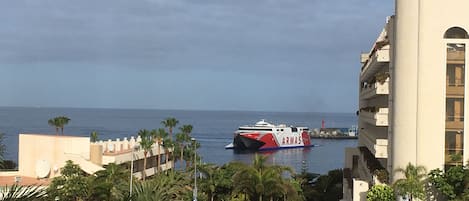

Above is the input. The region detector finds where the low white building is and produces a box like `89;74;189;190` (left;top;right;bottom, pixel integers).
0;133;173;186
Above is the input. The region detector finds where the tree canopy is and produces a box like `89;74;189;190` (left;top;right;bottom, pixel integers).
47;116;71;135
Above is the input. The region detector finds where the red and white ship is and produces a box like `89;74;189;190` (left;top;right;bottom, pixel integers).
226;120;312;150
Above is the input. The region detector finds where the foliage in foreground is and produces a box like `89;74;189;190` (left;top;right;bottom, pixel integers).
365;163;469;201
393;162;427;201
366;184;395;201
130;171;190;201
0;185;46;201
297;169;343;201
428;165;469;201
48;160;90;201
232;154;304;201
43;158;342;201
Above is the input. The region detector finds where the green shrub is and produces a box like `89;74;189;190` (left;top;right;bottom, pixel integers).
367;185;395;201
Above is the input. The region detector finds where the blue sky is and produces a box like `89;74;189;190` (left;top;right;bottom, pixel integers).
0;0;394;112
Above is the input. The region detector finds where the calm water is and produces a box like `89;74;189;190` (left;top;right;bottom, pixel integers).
0;107;357;174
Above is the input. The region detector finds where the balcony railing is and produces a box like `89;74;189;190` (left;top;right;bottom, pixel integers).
447;79;465;87
447;79;465;96
361;79;389;100
359;128;388;159
358;146;388;184
446;116;464;129
360;45;390;82
360;108;389;126
447;51;465;63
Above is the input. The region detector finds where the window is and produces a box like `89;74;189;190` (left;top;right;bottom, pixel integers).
447;64;465;86
444;27;469;39
445;43;465;167
446;98;464;121
445;131;464;166
238;128;273;131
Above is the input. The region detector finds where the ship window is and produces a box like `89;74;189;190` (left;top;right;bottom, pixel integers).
281;129;284;132
292;127;298;132
444;27;469;39
238;128;273;131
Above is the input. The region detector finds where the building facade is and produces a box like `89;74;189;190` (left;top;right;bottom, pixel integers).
343;0;469;200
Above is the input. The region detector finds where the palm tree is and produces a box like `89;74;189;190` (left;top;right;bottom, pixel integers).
197;163;219;201
0;185;47;201
93;163;129;200
47;116;71;135
161;117;179;141
186;139;201;169
48;118;60;135
197;162;242;201
175;132;190;170
58;116;71;135
90;131;99;143
177;124;193;170
137;129;154;181
162;138;175;170
179;124;193;136
233;154;293;201
130;171;189;201
152;128;168;172
393;163;427;201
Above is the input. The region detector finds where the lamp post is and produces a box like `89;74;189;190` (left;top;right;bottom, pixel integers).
191;138;197;201
130;144;140;199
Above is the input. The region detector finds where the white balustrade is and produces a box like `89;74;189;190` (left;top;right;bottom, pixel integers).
107;139;114;152
115;138;121;152
123;137;129;150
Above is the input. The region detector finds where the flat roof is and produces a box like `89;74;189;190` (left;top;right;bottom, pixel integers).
20;133;89;138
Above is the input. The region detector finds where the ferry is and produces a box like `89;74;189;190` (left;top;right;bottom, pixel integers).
225;120;313;150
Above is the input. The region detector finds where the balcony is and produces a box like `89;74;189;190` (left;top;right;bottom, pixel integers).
360;108;389;126
446;120;464;130
360;45;390;82
360;79;389;100
445;149;463;166
447;50;465;64
359;127;388;158
446;80;464;97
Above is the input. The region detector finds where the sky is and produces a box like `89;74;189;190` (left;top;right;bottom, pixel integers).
0;0;394;113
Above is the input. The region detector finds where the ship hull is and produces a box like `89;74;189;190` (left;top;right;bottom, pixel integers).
233;134;265;150
230;131;312;151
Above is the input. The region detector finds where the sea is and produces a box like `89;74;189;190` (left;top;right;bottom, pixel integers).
0;107;357;174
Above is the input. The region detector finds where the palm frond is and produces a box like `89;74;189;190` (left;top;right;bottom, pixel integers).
0;185;46;201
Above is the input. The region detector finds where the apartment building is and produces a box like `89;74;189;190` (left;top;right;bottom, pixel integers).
343;1;469;200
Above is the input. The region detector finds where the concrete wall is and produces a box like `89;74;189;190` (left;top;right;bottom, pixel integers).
18;134;91;178
392;0;419;179
353;179;369;201
16;134;173;180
